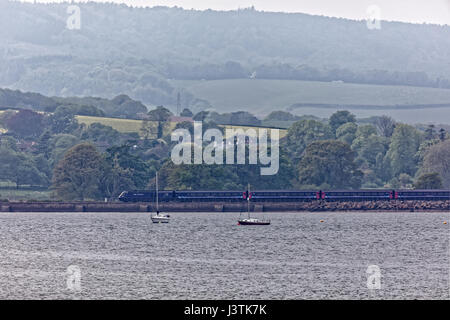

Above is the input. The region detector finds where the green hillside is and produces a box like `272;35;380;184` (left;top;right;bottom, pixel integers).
2;1;450;112
172;79;450;123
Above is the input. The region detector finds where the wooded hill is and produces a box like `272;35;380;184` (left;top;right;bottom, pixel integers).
1;0;450;114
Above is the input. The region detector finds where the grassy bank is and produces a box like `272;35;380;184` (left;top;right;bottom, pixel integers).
0;189;51;201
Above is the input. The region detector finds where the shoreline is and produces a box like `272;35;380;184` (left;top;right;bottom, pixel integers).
0;200;449;213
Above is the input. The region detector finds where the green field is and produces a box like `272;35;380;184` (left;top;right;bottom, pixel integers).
0;189;51;201
172;79;450;124
76;116;288;138
76;115;147;134
1;114;148;137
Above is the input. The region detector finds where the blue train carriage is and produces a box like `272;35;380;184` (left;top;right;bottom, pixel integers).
118;190;175;202
250;190;317;202
395;189;450;201
175;190;243;202
322;190;393;201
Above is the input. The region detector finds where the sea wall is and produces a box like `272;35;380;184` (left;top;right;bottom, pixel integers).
0;200;448;212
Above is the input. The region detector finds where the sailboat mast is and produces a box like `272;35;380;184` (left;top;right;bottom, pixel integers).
156;172;159;212
247;183;250;218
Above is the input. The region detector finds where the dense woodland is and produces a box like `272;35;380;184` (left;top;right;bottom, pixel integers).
0;95;449;200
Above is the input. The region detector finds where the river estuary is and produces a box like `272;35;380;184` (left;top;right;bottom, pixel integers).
0;211;448;299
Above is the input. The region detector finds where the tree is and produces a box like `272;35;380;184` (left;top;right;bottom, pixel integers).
416;139;440;167
5;109;44;138
424;124;436;140
297;140;363;189
285;119;333;161
231;150;296;190
439;128;447;141
104;145;151;190
419;140;450;188
157;144;295;191
414;173;443;189
147;106;173;138
180;108;193;117
148;105;172;122
205;111;261;126
0;146;17;184
385;124;422;177
352;131;388;169
375;115;396;137
329;111;356;136
0;146;48;188
52;143;106;200
374;151;392;183
81;123;121;146
13;153;49;188
193;111;210;122
49;134;79;167
354;124;377;139
0;135;18;151
101;154;136;199
45;107;80;135
158;161;238;190
140;119;155;140
35;130;52;160
336;122;357;145
110;94;148;119
54;104;105;117
398;173;413;189
33;154;51;184
264;111;299;122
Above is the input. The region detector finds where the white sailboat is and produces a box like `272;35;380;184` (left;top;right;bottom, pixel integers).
151;172;170;223
238;184;271;226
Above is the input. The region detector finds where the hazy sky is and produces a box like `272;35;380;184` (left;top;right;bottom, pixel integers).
23;0;450;25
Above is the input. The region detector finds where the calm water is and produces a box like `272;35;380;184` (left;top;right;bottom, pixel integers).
0;211;448;300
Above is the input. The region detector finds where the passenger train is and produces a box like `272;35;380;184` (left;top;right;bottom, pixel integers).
118;189;450;202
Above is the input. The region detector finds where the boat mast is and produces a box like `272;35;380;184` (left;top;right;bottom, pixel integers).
156;172;159;213
247;183;250;218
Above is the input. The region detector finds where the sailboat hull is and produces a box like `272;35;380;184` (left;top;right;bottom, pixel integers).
151;216;170;223
238;219;270;226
